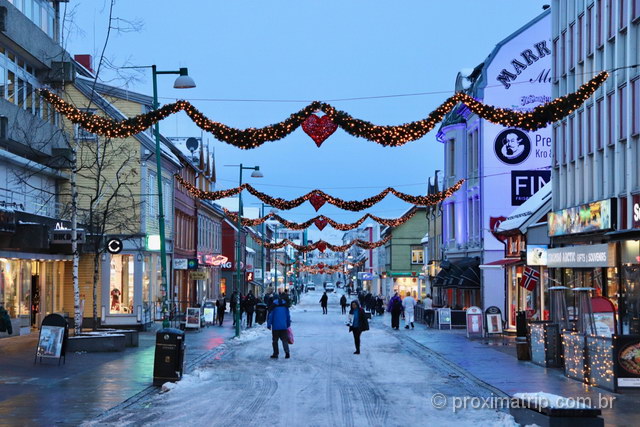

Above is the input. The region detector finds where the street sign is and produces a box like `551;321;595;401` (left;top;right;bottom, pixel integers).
187;258;199;270
254;268;263;279
106;238;123;254
173;259;188;270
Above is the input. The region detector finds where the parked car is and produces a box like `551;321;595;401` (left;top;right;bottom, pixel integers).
306;282;316;291
325;283;335;292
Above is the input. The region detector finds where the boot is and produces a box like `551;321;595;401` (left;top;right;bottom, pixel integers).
270;354;278;359
405;325;410;329
411;322;415;329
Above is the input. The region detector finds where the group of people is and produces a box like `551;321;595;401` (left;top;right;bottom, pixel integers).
215;289;286;328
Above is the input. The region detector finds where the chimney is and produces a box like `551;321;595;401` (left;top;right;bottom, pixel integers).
74;54;94;73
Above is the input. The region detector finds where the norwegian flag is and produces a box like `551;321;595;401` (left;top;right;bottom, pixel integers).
519;267;540;292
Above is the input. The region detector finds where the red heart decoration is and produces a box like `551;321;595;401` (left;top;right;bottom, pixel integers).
319;269;324;274
314;218;328;231
302;114;338;147
318;263;325;269
309;193;326;211
317;241;327;253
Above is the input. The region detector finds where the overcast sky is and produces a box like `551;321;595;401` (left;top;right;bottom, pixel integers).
63;0;550;243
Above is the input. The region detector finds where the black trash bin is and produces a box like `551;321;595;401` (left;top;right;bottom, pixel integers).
255;303;267;325
153;328;186;386
515;311;531;361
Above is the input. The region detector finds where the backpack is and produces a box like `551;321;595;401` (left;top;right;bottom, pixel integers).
392;298;403;311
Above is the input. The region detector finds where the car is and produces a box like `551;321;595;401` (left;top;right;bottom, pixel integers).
306;283;316;291
324;282;335;292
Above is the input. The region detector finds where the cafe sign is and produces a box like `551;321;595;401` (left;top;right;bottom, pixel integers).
633;195;640;229
548;199;613;237
547;243;616;268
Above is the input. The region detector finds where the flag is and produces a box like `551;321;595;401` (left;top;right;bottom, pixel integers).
520;267;539;292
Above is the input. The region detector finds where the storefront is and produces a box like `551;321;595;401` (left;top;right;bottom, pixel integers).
619;238;640;335
433;258;480;309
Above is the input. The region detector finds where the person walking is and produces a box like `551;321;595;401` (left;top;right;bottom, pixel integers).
216;293;226;326
402;291;417;329
268;294;291;359
375;295;384;316
424;294;434;327
348;300;369;354
244;291;257;328
320;292;329;314
340;294;348;314
230;291;238;326
387;292;403;330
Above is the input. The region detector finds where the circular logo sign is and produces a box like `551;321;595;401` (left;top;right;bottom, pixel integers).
494;129;531;165
106;238;123;254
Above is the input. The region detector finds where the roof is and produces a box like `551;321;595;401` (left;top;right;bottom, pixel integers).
72;78;181;167
479;258;522;269
498;180;552;234
76;75;154;106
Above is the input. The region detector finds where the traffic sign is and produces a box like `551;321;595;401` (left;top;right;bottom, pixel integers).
106;238;123;254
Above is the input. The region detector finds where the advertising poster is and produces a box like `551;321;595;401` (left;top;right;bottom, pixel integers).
186;307;201;329
614;335;640;388
203;308;215;324
466;306;483;338
438;308;452;330
36;325;65;358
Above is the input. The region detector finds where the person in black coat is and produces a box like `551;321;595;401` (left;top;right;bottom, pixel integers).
319;292;328;314
244;291;257;328
216;293;226;326
340;294;348;314
347;300;369;354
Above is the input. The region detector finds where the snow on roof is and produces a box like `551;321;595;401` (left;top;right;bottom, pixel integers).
498;180;552;233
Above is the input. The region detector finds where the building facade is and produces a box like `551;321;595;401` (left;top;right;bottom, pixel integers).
551;0;640;334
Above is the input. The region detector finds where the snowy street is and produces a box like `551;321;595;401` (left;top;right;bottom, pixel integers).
93;290;515;426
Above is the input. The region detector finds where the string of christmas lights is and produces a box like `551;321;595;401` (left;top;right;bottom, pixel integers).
39;71;607;147
250;234;391;253
176;174;463;211
223;208;419;231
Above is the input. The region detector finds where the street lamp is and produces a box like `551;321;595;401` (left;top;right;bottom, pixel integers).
225;164;263;337
255;204;277;295
125;65;196;328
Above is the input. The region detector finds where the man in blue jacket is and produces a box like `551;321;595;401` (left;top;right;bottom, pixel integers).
267;293;291;359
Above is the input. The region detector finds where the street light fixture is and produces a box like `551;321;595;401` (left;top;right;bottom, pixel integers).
225;164;262;338
124;65;196;328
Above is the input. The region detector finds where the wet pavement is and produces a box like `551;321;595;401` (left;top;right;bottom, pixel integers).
393;322;640;427
0;319;236;426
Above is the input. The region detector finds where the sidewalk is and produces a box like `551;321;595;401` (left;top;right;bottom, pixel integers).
0;318;238;426
395;322;639;427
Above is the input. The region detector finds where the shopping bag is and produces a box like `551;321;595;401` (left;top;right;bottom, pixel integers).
287;327;294;345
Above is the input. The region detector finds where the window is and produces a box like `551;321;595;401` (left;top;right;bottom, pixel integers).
606;91;614;146
7;70;15;104
619;0;627;29
587;103;594;154
578;14;584;62
148;171;156;222
569;23;575;69
596;97;604;149
634;0;640;20
632;78;640;135
607;0;614;39
577;110;584;157
618;85;627;140
411;248;424;264
597;0;604;46
109;254;134;314
561;31;567;75
569;115;575;162
447;203;456;243
447;139;455;178
553;37;559;80
587;6;594;55
553;124;560;166
562;120;567;164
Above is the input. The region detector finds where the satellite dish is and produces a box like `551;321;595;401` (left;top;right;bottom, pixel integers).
185;137;199;154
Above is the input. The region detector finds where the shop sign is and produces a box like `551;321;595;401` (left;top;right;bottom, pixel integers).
189;270;208;280
254;268;263;280
51;228;86;244
633;195;640;228
526;245;548;265
548;199;613;236
511;170;550;206
547;243;616;268
466;306;484;338
614;335;640;388
145;234;161;251
358;272;374;280
173;259;188;270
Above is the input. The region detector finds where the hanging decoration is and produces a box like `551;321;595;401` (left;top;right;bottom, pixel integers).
296;259;367;274
250;234;391;253
39;71;607;147
223;208;419;231
301;114;339;147
176;174;464;212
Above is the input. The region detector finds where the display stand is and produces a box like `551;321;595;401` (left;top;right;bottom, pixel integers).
466;306;483;338
437;308;451;330
484;306;505;345
34;313;68;365
185;307;201;331
202;301;216;326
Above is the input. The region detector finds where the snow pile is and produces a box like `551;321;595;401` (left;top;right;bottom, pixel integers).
513;392;592;409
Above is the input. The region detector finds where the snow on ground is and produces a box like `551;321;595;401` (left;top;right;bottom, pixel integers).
92;290;516;427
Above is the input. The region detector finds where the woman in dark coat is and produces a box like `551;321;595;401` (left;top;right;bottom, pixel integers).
348;300;369;354
320;292;328;314
387;292;403;330
340;294;348;314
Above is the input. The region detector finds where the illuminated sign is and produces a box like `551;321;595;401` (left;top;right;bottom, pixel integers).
547;244;616;268
526;245;548;266
547;199;613;237
633;195;640;228
145;234;161;251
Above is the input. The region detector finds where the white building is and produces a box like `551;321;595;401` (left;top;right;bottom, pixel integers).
550;0;640;335
437;9;552;312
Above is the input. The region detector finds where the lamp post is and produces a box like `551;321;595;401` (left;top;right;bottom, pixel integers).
125;65;196;328
225;164;263;337
257;204;277;296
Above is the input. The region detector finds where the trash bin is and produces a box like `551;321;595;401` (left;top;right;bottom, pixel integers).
515;311;531;361
255;303;267;325
153;328;186;386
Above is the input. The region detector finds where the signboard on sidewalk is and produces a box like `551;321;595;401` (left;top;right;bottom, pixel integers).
614;335;640;388
466;306;484;338
485;306;504;334
438;308;451;330
185;307;201;330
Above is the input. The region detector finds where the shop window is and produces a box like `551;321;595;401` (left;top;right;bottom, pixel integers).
411;248;424;265
109;254;134;314
606;267;619;302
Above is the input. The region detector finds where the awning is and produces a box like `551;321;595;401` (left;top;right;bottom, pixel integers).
433;257;480;289
245;247;256;254
457;265;481;289
432;270;448;286
479;258;522;269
